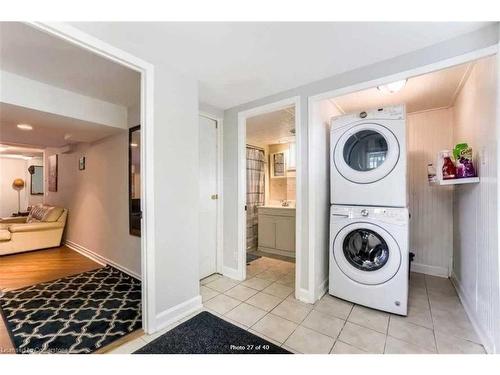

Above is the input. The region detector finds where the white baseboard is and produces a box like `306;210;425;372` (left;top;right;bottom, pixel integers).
223;266;244;281
411;262;448;277
155;295;203;332
450;272;494;354
315;278;328;302
65;240;141;280
296;287;315;304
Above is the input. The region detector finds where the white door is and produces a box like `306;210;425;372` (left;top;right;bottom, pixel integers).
199;116;218;279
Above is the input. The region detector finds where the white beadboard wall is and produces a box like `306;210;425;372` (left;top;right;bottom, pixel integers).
451;55;499;353
407;108;454;276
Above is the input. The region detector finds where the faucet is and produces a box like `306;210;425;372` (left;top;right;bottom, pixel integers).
281;200;290;207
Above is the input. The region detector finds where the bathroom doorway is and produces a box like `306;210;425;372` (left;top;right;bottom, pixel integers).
237;97;302;299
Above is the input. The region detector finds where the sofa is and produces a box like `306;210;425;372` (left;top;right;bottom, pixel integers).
0;204;68;256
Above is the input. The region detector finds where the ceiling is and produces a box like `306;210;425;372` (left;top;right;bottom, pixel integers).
247;106;295;146
0;144;44;159
332;62;471;114
0;22;140;107
0;103;124;148
70;22;492;109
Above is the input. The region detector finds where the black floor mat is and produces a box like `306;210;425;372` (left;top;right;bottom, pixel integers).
246;253;261;264
134;311;290;354
0;266;141;354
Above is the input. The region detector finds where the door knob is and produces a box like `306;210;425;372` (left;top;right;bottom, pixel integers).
211;194;218;200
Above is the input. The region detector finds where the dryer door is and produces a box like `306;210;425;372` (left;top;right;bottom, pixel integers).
333;222;401;285
333;122;400;184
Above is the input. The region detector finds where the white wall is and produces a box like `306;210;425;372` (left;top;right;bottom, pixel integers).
451;55;499;353
44;133;141;277
68;23;201;331
0;157;29;216
311;99;341;299
223;24;499;298
0;70;128;129
0;156;44;217
407;109;454;276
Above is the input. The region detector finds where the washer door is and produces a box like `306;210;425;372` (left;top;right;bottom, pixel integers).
334;122;400;184
333;222;401;285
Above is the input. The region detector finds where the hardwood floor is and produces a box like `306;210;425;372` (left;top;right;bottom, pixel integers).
0;246;102;292
0;246;103;354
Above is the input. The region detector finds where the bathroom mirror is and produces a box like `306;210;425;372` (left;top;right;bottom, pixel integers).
29;165;44;195
270;151;287;178
129;125;141;237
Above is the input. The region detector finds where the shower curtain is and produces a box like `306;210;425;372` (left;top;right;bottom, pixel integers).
246;147;265;251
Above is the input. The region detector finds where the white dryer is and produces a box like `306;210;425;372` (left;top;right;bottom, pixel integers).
330;105;407;207
329;205;409;315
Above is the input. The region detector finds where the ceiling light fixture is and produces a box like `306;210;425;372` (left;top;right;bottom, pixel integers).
17;123;33;131
130;142;138;147
377;79;407;94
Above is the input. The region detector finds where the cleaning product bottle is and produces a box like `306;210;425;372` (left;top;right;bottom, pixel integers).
427;163;436;183
441;150;456;180
453;143;476;178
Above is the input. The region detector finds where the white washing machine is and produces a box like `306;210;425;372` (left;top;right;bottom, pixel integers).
330;105;407;207
329;205;409;315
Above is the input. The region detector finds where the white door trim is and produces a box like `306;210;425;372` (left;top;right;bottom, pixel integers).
237;96;302;298
27;22;157;334
307;44;498;303
199;112;224;275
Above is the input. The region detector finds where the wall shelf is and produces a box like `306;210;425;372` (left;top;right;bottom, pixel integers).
430;177;480;186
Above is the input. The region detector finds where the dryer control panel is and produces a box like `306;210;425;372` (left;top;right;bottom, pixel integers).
330;104;405;130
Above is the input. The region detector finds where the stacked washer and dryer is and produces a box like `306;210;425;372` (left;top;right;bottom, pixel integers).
329;105;409;315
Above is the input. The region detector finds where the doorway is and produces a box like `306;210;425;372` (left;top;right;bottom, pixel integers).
0;22;155;340
199;114;221;279
237;97;302;298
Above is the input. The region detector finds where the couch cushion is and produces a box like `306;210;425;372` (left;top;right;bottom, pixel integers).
27;204;45;223
42;207;64;222
0;229;11;241
26;204;64;223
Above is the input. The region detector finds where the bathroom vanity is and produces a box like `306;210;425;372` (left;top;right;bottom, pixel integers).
257;206;296;258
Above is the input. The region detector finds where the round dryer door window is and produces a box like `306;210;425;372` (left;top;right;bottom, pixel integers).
333;222;401;285
334;123;400;184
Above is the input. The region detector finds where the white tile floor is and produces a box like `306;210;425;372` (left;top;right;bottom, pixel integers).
109;255;486;354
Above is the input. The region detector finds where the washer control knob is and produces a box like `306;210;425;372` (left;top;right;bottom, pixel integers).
361;209;369;217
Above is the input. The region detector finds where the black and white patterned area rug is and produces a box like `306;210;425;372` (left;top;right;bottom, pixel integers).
0;266;141;354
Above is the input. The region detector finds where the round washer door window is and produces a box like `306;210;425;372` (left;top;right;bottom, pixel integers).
333;222;401;285
334;123;399;184
343;228;389;271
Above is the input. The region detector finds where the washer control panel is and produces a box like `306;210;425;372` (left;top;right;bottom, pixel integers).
331;205;409;224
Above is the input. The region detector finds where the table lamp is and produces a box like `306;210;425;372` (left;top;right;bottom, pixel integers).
12;178;25;214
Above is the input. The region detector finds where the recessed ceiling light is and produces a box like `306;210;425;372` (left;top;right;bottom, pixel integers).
17;123;33;130
377;79;407;94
